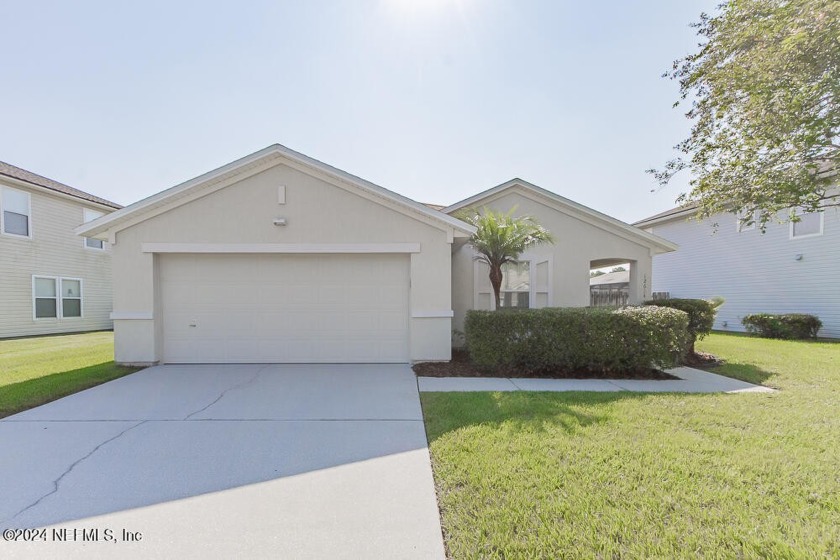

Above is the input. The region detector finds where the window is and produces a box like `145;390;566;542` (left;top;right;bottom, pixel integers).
2;187;31;237
790;211;823;239
83;208;105;249
33;276;82;319
34;277;58;318
61;279;82;317
500;261;530;308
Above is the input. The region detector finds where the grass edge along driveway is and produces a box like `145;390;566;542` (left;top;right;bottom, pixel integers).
421;333;840;559
0;331;140;418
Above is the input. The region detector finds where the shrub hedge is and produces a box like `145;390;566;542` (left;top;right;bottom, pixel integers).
464;306;689;375
643;298;717;353
742;313;822;339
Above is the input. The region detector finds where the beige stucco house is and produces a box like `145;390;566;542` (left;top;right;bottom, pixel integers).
0;162;121;338
78;145;676;365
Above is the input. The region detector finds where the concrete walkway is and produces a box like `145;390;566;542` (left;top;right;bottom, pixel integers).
0;364;445;560
418;366;774;393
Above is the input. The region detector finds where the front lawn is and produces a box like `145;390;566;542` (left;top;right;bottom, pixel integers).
0;331;140;418
421;333;840;558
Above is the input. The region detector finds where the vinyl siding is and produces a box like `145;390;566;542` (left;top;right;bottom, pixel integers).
0;181;114;338
650;207;840;338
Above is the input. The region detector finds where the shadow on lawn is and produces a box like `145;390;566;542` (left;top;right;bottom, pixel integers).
706;362;778;386
0;362;140;418
421;390;654;443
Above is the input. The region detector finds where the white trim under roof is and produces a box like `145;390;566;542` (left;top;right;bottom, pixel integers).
76;144;475;240
445;178;677;254
140;243;422;254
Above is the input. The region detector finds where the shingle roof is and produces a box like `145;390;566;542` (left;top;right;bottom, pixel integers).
0;161;121;209
633;202;698;227
589;269;630;286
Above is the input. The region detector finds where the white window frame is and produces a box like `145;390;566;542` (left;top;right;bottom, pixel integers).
1;186;33;239
82;208;105;250
474;253;552;311
32;275;84;320
60;277;84;319
789;210;824;240
32;276;58;320
499;260;532;309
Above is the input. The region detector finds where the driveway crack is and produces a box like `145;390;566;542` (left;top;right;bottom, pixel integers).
184;366;267;420
4;420;146;525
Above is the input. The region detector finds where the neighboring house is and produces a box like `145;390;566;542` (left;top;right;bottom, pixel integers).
77;144;676;365
635;202;840;338
589;269;630;307
0;162;121;338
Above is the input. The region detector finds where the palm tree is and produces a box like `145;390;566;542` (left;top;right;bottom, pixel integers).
456;207;555;309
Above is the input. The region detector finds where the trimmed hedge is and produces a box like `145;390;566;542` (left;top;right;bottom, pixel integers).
465;306;689;375
742;313;822;339
644;298;717;352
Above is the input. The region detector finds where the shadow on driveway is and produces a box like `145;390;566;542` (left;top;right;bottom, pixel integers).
0;364;445;559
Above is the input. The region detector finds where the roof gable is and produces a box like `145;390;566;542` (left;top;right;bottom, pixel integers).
444;179;677;254
77;144;474;240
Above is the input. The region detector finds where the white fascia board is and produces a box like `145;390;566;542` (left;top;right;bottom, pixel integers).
446;179;677;253
443;179;523;214
77;144;475;239
76;147;282;239
274;145;475;236
78;156;281;241
140;243;422;254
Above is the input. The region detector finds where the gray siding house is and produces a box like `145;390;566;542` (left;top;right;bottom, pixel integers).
635;204;840;338
0;162;121;338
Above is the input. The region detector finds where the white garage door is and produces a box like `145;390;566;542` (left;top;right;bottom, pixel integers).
160;253;410;363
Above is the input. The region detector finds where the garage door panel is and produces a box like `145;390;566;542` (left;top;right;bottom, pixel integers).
193;284;255;305
379;311;409;331
161;254;410;363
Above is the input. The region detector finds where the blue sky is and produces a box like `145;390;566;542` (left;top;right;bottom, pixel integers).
1;0;715;223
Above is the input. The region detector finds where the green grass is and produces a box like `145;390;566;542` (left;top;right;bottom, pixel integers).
0;331;140;418
422;333;840;559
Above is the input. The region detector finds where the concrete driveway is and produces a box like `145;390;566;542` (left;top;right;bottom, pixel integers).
0;364;445;559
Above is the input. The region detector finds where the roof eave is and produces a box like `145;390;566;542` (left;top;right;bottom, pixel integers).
0;174;121;212
445;178;677;253
77;144;475;239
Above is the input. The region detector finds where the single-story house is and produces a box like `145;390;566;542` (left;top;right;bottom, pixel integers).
78;144;677;365
0;161;121;338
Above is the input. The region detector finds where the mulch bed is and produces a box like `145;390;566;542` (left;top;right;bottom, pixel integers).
412;349;680;380
682;351;725;368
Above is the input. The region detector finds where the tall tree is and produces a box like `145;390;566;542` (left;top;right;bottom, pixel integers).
650;0;839;228
456;208;554;310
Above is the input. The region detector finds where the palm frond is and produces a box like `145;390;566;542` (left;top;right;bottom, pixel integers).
455;206;555;268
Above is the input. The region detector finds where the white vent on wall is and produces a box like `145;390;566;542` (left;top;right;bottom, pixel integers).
278;185;286;204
